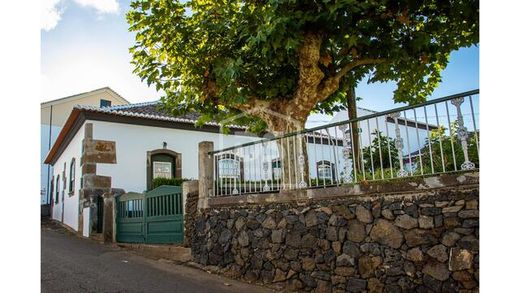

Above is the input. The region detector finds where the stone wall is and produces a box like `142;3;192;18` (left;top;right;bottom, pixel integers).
183;181;199;247
192;174;479;292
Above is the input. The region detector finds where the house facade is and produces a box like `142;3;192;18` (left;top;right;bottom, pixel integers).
41;87;129;204
44;101;263;233
43;94;437;236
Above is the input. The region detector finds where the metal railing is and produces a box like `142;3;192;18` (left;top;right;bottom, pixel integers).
209;90;479;197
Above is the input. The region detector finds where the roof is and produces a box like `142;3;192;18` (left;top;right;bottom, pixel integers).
73;101;245;129
40;87;130;107
329;108;438;130
43;101;249;165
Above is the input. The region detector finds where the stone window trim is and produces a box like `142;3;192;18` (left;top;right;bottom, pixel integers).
146;149;182;190
69;158;76;196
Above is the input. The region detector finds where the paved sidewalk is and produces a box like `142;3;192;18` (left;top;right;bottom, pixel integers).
41;221;271;293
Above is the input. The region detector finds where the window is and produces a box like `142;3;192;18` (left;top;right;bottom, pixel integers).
272;158;282;180
63;162;67;192
217;154;242;179
147;149;182;190
55;175;60;204
100;99;112;107
69;158;76;194
50;176;54;205
317;160;335;181
219;159;240;178
153;161;172;179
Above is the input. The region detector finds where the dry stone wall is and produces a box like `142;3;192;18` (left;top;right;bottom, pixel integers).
183;183;199;247
192;186;478;292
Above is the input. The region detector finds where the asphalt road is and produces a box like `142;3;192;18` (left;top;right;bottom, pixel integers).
41;222;271;293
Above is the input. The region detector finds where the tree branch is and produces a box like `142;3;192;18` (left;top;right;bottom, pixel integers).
316;57;387;102
335;58;386;80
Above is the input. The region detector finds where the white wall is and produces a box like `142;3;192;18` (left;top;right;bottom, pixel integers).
330;108;431;158
50;124;84;231
90;120;262;193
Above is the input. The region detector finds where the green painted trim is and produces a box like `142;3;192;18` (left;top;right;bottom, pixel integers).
146;185;181;198
117;192;144;201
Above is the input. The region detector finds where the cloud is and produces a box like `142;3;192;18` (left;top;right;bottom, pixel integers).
41;0;64;31
73;0;119;14
41;0;119;31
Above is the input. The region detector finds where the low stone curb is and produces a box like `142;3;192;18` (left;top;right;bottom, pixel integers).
116;243;193;263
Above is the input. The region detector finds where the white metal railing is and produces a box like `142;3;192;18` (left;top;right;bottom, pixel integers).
209;90;479;197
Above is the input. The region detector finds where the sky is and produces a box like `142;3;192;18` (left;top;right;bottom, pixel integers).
41;0;479;127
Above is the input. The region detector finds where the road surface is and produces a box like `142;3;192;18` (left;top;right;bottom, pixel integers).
41;221;271;293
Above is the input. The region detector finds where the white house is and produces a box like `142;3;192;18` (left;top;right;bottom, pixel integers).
43;101;266;232
43;95;436;234
41;87;129;205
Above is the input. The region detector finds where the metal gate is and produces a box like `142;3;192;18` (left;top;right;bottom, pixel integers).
115;185;183;244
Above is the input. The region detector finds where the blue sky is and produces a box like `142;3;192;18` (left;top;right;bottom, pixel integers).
41;0;479;126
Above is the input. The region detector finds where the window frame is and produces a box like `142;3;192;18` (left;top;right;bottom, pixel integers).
316;160;336;181
272;158;282;180
55;175;60;204
100;99;112;108
152;161;173;179
69;158;76;195
50;176;55;205
146;149;182;190
216;153;243;180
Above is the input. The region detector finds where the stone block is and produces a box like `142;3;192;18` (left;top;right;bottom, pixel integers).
418;216;434;229
449;248;473;271
394;214;418;229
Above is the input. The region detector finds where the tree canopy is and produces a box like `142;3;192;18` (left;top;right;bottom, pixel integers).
127;0;479;133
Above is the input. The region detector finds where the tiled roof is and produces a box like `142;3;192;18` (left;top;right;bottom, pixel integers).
74;101;247;129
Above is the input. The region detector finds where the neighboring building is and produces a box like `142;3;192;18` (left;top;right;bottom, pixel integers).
329;107;438;161
41;87;130;204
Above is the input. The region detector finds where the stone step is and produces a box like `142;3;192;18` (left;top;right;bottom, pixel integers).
117;243;192;263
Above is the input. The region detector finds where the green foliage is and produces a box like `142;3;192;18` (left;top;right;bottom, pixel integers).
151;177;188;189
354;168;398;182
362;131;399;172
419;124;479;173
128;0;479;131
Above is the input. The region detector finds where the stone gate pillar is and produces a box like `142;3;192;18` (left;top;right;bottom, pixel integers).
198;141;214;212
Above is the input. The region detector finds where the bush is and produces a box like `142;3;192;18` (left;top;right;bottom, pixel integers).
362;131;399;172
420;124;479;173
151;177;189;189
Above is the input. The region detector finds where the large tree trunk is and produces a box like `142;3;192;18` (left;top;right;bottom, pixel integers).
229;33;385;189
346;84;363;174
264;115;309;191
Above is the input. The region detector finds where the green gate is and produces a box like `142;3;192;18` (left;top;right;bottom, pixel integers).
116;185;183;244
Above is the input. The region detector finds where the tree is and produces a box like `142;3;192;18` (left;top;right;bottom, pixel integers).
420;124;479;174
362;131;399;176
127;0;478;186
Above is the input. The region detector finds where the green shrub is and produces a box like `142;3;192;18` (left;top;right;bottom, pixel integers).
151;177;189;189
362;131;399;172
419;124;479;173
